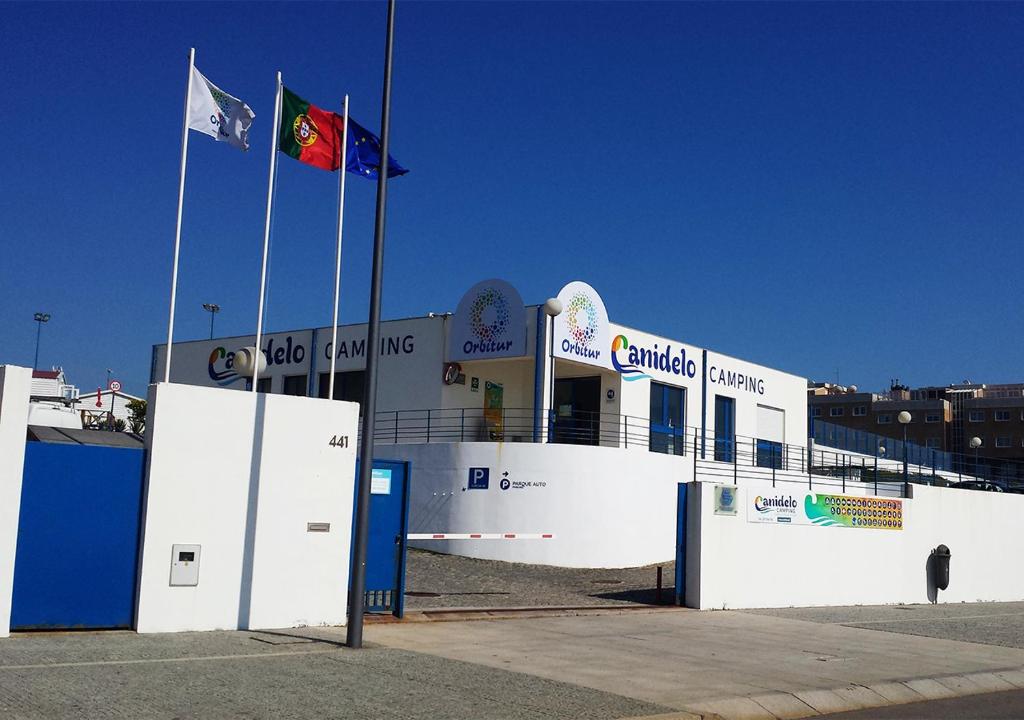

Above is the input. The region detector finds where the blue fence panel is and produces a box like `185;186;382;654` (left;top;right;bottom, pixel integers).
12;443;145;630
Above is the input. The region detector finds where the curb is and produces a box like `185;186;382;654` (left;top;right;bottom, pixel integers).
620;666;1024;720
366;604;689;623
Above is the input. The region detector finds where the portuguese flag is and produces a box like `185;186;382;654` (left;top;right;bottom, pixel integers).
279;87;343;171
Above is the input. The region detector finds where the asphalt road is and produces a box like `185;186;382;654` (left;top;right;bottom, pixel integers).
820;688;1024;719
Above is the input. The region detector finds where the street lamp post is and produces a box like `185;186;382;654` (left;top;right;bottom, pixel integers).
898;411;912;492
970;436;982;479
32;312;51;369
543;297;563;442
202;303;221;340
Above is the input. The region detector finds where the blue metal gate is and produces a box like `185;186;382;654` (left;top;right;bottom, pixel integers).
11;443;146;630
352;459;410;617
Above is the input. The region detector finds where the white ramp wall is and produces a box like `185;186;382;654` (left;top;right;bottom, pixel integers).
690;481;1024;609
389;442;690;568
0;366;32;638
136;383;357;633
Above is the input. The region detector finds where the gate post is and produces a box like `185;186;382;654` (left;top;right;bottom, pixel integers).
675;483;687;607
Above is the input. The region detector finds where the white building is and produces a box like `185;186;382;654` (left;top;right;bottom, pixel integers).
153;279;808;567
27;369;81;429
76;388;143;427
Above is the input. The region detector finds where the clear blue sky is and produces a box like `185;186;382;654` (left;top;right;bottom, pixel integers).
1;2;1021;396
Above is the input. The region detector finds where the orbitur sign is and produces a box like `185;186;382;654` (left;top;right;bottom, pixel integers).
447;279;527;362
552;280;610;369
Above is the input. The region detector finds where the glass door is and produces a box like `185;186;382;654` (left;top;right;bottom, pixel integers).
714;395;735;462
650;382;685;456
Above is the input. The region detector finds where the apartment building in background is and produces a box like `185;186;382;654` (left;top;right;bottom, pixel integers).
809;380;1024;481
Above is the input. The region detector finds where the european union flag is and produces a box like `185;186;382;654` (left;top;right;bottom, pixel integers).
346;117;408;179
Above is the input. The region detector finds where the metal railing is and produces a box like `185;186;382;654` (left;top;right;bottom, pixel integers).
811;418;1024;489
811;418;954;471
365;407;941;496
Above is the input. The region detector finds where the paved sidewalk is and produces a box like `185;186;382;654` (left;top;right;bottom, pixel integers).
0;626;666;720
6;604;1024;719
368;606;1024;718
746;601;1024;649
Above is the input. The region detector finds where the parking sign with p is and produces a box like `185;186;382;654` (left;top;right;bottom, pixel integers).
468;467;489;490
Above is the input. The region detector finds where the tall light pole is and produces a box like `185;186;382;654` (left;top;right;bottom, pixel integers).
970;436;982;479
898;411;912;489
32;312;51;369
202;303;220;340
543;297;563;442
348;0;397;651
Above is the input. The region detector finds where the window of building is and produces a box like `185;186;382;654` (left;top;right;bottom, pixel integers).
756;405;785;470
318;370;366;404
877;414;891;424
282;374;308;397
649;382;685;456
925;412;942;423
812;407;822;417
830;407;844;417
756;439;783;469
995;410;1011;422
926;438;941;449
255;377;272;393
714;395;735;463
997;436;1012;448
969;410;985;423
852;406;866;417
928;390;938;399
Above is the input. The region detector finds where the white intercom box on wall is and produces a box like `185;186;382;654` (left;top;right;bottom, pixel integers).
170;544;201;587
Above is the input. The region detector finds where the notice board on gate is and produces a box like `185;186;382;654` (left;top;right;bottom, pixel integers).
746;491;904;530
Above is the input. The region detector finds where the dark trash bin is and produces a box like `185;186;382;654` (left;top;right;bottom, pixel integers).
931;544;951;591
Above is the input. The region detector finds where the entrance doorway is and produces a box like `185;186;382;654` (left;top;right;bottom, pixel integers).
552;376;601;445
12;442;145;630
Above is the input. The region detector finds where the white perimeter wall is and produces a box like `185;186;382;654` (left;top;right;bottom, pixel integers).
135;383;357;633
0;366;32;637
388;441;691;568
690;480;1024;609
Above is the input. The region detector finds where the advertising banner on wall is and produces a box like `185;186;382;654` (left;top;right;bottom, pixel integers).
747;491;904;530
447;279;527;362
553;280;611;369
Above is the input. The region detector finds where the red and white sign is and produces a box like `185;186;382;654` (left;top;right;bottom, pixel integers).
406;533;554;540
109;379;122;392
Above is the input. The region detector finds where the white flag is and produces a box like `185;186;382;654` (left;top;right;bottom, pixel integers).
187;67;255;151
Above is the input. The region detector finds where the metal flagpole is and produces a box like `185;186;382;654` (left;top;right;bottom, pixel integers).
164;47;196;383
348;0;396;649
328;95;350;401
253;72;283;392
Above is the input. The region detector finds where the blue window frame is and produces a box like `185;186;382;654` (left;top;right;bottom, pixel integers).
650;382;685;456
756;439;783;469
714;395;735;462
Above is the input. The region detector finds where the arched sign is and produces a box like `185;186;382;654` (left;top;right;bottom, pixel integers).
447;279;527;361
552;280;611;369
